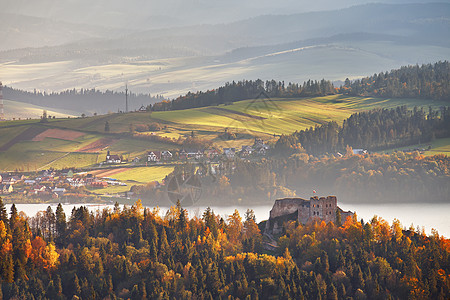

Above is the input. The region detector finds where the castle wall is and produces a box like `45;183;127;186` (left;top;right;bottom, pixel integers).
269;198;308;219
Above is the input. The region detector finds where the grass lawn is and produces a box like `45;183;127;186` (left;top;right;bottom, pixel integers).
427;138;450;156
376;137;450;156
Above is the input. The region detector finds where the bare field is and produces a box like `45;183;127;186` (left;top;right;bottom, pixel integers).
32;128;85;141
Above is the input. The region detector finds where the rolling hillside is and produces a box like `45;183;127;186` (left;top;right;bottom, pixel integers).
1;99;77;119
0;94;448;172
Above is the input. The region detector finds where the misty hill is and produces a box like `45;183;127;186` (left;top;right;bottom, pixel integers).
0;13;129;51
3;86;162;115
1;3;449;100
2;0;443;30
3;3;449;55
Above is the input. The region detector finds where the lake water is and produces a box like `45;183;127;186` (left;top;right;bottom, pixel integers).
5;202;450;238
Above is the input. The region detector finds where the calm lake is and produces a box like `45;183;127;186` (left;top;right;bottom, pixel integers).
5;202;450;238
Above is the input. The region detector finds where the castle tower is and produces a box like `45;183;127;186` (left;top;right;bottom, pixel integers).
0;81;4;120
309;195;337;222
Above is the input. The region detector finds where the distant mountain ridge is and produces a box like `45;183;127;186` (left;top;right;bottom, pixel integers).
2;3;449;53
1;3;449;100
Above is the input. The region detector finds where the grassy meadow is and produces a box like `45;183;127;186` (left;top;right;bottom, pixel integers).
88;165;174;195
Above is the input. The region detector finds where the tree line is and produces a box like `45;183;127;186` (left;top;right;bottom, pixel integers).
340;61;450;101
151;79;336;111
151;61;449;112
3;86;163;114
0;198;448;299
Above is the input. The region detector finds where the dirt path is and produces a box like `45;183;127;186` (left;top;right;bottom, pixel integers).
37;152;71;170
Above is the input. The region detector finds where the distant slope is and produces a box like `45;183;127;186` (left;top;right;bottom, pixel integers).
2;99;78;119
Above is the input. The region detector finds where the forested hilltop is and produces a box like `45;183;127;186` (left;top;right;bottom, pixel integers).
341;61;450;101
0;199;449;299
151;61;449;111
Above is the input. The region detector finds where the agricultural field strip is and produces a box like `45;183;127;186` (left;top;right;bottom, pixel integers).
89;166;174;186
36;152;71;170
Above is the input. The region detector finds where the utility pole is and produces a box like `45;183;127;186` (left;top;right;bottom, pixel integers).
0;81;4;120
125;84;128;113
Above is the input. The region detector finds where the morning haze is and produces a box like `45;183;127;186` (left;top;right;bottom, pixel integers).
0;1;449;298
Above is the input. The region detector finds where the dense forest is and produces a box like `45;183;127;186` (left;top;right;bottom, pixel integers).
275;106;450;156
340;61;450;101
0;199;448;299
3;86;163;114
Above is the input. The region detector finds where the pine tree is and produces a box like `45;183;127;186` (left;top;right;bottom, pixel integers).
9;204;18;230
0;197;7;225
55;203;66;245
72;274;81;296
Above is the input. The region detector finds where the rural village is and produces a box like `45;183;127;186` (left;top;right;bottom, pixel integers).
0;137;271;201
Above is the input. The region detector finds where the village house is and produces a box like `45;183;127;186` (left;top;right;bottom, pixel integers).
239;145;254;157
52;187;66;197
85;174;95;184
24;179;37;185
352;148;368;155
32;185;48;195
223;148;236;159
0;184;13;194
138;105;147;112
179;150;188;160
205;148;221;160
106;151;122;164
67;177;86;187
148;151;162;162
90;181;108;188
161;151;173;161
188;150;204;160
253;138;270;155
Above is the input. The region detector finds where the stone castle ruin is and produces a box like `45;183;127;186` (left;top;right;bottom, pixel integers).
265;196;354;234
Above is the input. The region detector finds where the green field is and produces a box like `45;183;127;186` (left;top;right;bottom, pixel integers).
0;95;448;171
378;137;450;156
91;166;173;195
107;166;173;184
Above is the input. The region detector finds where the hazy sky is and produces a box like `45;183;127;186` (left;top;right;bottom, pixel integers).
2;0;440;27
